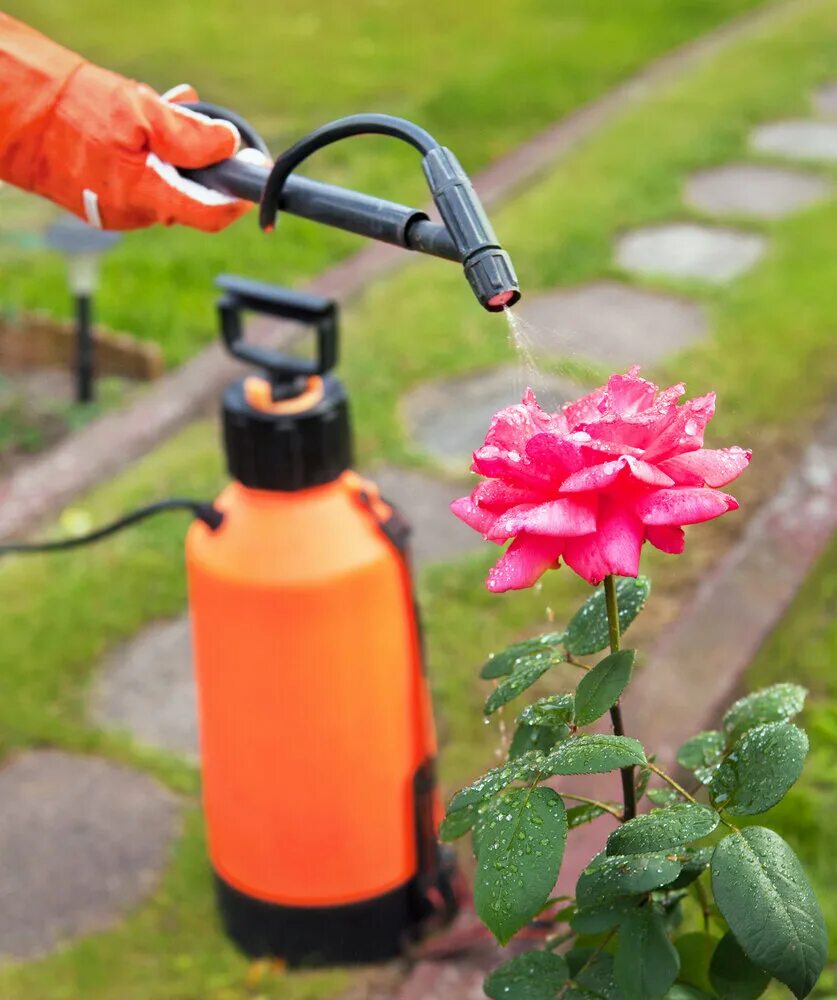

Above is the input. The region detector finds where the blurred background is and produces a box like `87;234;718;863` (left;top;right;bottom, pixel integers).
2;1;837;997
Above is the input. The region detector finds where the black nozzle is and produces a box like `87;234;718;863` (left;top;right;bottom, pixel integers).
422;147;520;312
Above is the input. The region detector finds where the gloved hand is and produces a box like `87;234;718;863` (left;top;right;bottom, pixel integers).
0;14;252;232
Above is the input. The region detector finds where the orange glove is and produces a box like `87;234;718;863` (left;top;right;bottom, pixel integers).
0;13;252;232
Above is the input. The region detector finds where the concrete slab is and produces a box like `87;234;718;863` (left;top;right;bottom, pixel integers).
685;163;829;219
750;119;837;162
812;82;837;119
0;750;180;959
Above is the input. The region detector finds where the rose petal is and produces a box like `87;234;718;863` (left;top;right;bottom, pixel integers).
563;386;608;429
623;456;675;487
636;487;739;526
642;392;716;463
562;504;644;585
487;496;597;540
646;525;685;554
525;432;585;481
605;370;658;415
658;447;751;488
484;388;568;453
487;534;565;593
472;445;548;488
450;495;498;536
560;459;625;493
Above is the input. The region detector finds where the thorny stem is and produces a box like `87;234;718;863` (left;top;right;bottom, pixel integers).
561;791;623;819
604;575;637;821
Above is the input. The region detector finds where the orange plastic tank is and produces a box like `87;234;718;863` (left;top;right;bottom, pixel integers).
185;276;455;964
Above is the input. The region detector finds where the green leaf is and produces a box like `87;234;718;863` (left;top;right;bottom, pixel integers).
542;734;646;777
485;652;564;715
723;683;807;742
571;896;639;933
647;788;682;807
474;787;567;944
669;846;713;889
484;950;569;1000
574;650;635;726
606;804;719;856
711;827;827;998
615;905;680;1000
565;576;651;656
448;750;544;812
709;722;808;815
481;632;566;679
567;951;622;1000
675;931;719;995
664;988;712;1000
567;801;617;828
577;852;682;907
519;693;575;728
509;721;566;759
439;804;478;842
677;731;726;784
709;931;771;1000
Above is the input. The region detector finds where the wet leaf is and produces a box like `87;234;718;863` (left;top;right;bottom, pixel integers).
664;987;712;1000
519;692;575;728
711;827;827;998
542;734;646;777
485;652;564;715
709;931;771;1000
669;846;713;889
615;905;680;1000
447;750;544;812
481;632;566;679
576;852;682;907
709;722;807;815
723;683;807;742
606;804;719;856
567;951;622;1000
571;896;640;934
474;787;567;945
574;650;635;726
438;804;478;842
647;787;682;807
567;801;618;828
564;576;651;656
484;950;569;1000
675;931;719;995
509;721;566;759
677;731;726;784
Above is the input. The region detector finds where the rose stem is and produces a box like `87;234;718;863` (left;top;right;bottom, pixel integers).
604;574;637;821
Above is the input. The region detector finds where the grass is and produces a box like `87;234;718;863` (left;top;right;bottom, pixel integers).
740;534;837;992
0;0;762;365
4;0;837;996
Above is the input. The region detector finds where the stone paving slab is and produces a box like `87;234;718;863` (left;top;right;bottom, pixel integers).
685;163;830;219
513;281;707;368
750;119;837;161
0;750;180;959
616;223;766;283
404;366;584;467
89;466;480;756
813;82;837;119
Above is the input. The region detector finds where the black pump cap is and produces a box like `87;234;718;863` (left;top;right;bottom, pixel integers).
216;275;351;491
223;375;352;491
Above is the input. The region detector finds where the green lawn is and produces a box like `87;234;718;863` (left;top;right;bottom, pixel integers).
6;0;837;996
1;0;761;365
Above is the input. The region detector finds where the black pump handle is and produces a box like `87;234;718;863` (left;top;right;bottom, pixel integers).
215;274;338;382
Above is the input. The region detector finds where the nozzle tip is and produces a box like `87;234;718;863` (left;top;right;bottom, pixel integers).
487;290;517;309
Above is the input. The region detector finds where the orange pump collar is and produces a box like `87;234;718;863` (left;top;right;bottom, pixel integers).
244;375;325;415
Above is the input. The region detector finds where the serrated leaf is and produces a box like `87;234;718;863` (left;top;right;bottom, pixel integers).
711;827;827;998
481;632;566;679
474;787;567;944
577;852;682;907
723;683;807;742
484;950;569;1000
567;801;617;828
606;804;719;856
438;804;478;842
677;731;726;784
485;652;564;715
519;692;575;728
542;734;646;777
448;750;544;812
710;722;808;815
509;721;566;759
571;896;640;934
647;788;682;807
709;931;771;1000
615;905;680;1000
669;846;713;889
565;577;650;656
574;650;635;726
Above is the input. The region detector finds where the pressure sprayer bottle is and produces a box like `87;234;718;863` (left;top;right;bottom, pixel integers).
185;275;457;965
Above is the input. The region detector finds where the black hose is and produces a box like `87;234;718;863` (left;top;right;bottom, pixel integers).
0;499;223;556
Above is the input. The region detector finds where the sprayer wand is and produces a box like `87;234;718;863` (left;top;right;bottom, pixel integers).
182;108;521;312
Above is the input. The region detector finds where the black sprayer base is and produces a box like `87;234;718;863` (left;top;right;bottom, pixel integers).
214;863;458;967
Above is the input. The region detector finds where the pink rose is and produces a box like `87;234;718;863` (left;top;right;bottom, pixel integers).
451;367;750;591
